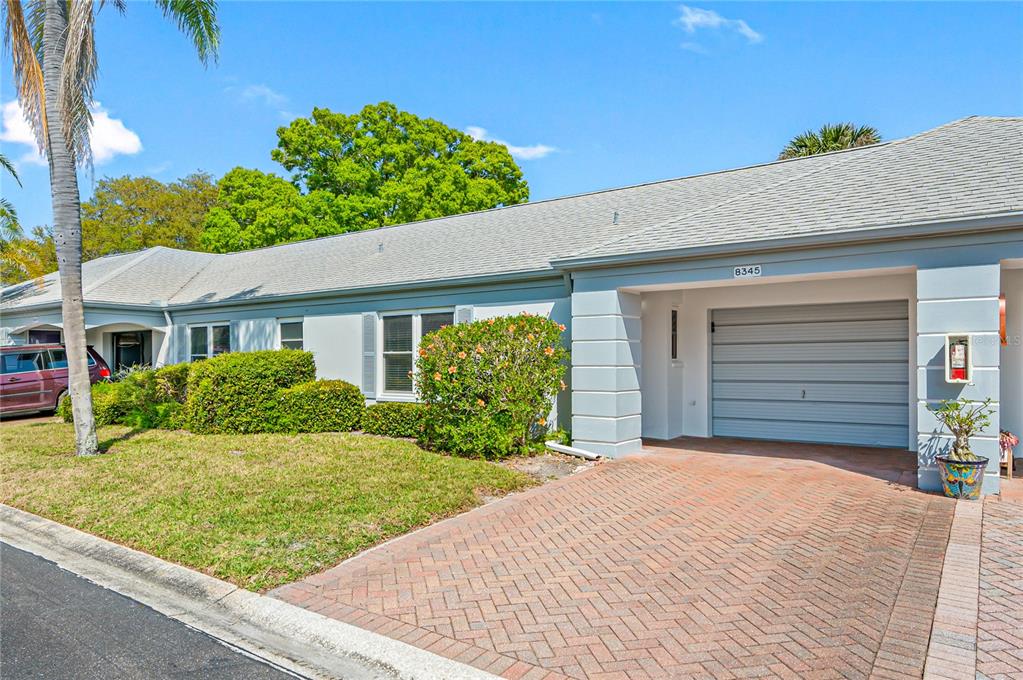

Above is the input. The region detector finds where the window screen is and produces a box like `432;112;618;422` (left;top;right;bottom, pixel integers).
280;321;303;350
383;315;413;392
671;309;678;361
190;326;208;362
421;312;454;339
211;325;231;355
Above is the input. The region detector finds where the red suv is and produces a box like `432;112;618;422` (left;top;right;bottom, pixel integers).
0;344;111;416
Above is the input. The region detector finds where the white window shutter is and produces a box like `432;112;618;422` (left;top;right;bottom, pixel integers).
361;313;377;397
455;305;473;325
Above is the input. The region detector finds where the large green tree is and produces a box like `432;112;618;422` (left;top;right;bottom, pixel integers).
200;167;341;252
778;123;881;159
271;102;529;230
81;172;217;259
3;0;219;456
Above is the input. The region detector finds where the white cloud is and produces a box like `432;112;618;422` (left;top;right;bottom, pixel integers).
230;83;293;120
674;5;763;49
465;126;558;161
0;99;141;166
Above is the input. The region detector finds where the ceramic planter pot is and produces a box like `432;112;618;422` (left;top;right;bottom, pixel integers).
936;456;988;500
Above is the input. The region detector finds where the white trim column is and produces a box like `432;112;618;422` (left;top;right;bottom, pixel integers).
571;290;643;457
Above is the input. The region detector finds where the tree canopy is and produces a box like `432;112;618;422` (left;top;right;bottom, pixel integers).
200;167;341;252
271;102;529;230
82;172;218;259
778;123;881;160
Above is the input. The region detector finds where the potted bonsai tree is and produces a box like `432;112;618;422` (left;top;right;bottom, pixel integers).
930;398;995;499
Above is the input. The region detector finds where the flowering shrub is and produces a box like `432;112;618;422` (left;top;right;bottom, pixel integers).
414;313;568;458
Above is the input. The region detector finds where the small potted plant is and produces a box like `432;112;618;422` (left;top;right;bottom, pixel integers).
1001;429;1019;480
930;398;995;499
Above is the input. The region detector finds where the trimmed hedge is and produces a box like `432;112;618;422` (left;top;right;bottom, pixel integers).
185;350;315;434
154;362;190;404
58;382;127;426
276;380;364;433
361;402;427;438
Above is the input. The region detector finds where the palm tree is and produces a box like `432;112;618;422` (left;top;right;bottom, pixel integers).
778;123;881;160
3;0;218;455
1;151;22;240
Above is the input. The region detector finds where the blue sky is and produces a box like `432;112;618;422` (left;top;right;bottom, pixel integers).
2;2;1021;231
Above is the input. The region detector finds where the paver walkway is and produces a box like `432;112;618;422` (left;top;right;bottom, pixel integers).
977;497;1023;679
274;439;955;679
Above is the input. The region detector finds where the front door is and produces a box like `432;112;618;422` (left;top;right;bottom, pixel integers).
113;332;144;371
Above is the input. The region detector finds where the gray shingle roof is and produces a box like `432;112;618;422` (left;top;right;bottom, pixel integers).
3;116;1020;312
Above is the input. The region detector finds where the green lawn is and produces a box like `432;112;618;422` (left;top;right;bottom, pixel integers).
0;420;532;591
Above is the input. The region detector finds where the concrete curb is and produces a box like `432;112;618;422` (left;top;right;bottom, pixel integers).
0;504;497;680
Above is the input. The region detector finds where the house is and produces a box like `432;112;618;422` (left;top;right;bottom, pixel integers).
3;117;1021;495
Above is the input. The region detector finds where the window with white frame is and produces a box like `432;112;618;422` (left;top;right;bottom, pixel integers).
189;324;230;361
381;310;454;394
279;319;304;350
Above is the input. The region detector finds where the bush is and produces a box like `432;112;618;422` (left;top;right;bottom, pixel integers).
414;313;568;458
154;363;191;404
361;402;428;438
58;382;129;426
185;350;315;434
276;380;364;433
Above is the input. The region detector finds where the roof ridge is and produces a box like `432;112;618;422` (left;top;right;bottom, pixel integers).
160;249;223;306
82;247;163;296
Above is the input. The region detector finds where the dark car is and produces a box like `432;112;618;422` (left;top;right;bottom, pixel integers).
0;344;111;416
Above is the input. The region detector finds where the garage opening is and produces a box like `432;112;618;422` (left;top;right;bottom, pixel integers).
710;300;909;448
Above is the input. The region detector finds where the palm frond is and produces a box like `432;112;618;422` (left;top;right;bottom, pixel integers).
3;0;47;153
154;0;220;65
60;0;98;166
0;195;22;241
0;151;22;186
778;122;882;159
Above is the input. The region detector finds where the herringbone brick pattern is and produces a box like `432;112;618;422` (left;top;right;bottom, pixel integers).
274;439;954;679
977;499;1023;679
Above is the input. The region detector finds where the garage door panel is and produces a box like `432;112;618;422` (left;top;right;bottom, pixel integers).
712;300;908;325
712;341;908;363
712;319;909;344
712;418;908;448
711;301;909;448
713;381;908;404
713;362;908;383
713;400;909;426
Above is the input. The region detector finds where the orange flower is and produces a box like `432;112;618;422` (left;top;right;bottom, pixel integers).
433;372;442;380
487;318;496;325
558;324;566;332
538;417;547;426
448;365;457;374
527;333;535;341
477;398;485;407
457;351;467;359
475;344;484;354
507;324;516;333
544;346;555;356
428;343;436;350
418;348;428;357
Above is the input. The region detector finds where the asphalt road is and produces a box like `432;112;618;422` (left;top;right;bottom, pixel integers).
0;542;298;679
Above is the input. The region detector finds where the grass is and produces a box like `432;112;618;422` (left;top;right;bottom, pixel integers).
0;420;532;591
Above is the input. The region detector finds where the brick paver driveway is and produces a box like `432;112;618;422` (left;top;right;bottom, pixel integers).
978;497;1023;679
274;439;956;679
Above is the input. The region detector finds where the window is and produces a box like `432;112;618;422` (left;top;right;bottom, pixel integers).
40;349;93;370
1;351;44;374
279;320;304;350
382;315;414;392
671;309;678;361
189;324;230;361
381;311;454;394
28;329;61;344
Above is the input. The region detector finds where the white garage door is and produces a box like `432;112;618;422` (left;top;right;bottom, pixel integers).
711;300;910;448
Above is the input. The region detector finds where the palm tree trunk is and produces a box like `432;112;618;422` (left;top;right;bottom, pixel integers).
43;0;98;456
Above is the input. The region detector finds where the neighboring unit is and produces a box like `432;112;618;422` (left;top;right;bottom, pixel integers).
3;117;1021;494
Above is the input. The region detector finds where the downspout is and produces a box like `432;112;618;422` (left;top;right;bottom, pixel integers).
157;309;173;367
